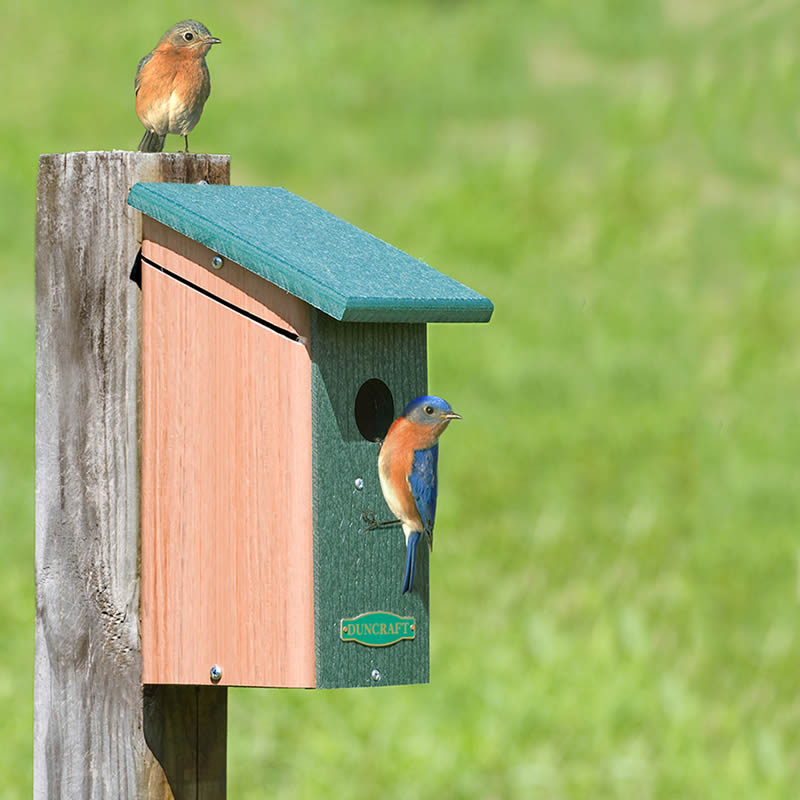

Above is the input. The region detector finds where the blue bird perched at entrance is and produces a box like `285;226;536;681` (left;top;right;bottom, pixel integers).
373;396;461;593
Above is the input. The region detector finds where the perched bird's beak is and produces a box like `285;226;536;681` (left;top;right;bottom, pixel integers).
442;412;462;420
206;36;222;44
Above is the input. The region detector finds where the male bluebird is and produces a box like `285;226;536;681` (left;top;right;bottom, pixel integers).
377;396;461;594
135;20;220;153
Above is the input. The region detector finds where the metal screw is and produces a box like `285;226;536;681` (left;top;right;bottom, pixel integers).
371;668;381;682
211;256;224;269
210;665;222;683
354;478;364;490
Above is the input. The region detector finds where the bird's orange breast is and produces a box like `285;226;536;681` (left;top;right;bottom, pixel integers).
136;48;211;135
378;418;427;530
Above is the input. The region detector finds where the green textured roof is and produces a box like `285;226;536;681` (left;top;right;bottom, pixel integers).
127;183;493;323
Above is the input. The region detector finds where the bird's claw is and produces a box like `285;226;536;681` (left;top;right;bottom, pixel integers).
361;512;401;532
361;511;379;531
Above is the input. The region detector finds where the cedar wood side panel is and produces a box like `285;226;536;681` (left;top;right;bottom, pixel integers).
142;219;309;337
141;234;315;688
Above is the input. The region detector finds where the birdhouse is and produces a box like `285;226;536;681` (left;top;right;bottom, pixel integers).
127;183;493;689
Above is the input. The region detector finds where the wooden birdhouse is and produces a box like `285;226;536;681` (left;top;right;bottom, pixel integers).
127;183;493;689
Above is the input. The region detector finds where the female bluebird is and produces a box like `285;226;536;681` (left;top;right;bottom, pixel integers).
377;396;461;594
135;20;221;153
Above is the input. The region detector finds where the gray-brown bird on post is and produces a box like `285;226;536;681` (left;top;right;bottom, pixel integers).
135;20;221;153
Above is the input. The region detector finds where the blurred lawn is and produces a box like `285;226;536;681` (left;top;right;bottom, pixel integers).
4;0;800;797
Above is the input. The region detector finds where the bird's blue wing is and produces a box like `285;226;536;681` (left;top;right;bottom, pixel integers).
409;445;438;549
135;52;154;94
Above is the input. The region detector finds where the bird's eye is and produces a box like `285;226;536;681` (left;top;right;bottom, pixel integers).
183;32;194;41
424;405;434;415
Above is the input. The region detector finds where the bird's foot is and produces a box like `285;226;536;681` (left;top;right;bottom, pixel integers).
361;511;400;532
361;511;379;531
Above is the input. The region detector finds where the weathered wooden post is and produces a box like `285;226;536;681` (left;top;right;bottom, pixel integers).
35;151;230;799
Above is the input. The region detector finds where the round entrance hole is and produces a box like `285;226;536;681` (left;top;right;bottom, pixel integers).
354;379;394;442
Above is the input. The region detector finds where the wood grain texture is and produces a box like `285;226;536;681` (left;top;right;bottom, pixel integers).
141;251;315;687
35;151;230;799
310;312;429;688
142;219;309;337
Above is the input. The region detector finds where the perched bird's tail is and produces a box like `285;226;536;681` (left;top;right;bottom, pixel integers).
138;130;166;153
402;531;421;594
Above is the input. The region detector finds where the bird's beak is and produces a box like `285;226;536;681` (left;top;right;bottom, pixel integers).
442;412;462;420
206;36;222;44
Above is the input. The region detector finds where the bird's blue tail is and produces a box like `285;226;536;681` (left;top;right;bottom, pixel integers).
402;532;420;594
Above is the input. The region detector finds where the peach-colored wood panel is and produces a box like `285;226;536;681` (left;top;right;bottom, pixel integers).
142;218;310;338
141;262;315;687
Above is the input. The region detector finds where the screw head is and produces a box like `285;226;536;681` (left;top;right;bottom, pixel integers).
211;256;224;269
354;478;364;490
210;665;222;683
371;668;381;682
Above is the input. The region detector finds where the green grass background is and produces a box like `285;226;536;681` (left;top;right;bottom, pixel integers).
4;0;800;796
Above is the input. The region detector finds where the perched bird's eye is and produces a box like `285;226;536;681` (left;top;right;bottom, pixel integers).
424;405;434;415
183;31;194;41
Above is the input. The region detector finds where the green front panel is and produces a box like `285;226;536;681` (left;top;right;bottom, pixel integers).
310;311;428;688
